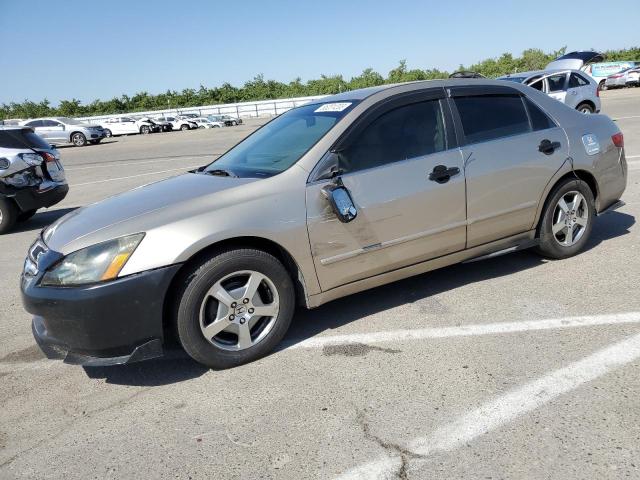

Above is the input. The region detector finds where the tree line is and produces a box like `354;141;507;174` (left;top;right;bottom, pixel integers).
2;46;639;120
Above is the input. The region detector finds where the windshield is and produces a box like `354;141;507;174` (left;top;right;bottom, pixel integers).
202;101;356;178
57;117;84;125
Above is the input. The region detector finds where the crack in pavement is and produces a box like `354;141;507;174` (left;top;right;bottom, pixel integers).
355;410;424;480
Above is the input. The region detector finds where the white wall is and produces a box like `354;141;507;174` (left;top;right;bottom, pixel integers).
77;95;329;123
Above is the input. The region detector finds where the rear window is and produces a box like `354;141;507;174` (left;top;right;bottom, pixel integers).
0;129;51;149
454;95;530;143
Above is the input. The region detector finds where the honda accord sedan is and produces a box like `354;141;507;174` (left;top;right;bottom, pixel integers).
21;79;627;369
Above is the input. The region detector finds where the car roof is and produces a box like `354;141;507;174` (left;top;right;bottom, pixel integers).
0;125;31;131
314;78;550;104
497;69;590;80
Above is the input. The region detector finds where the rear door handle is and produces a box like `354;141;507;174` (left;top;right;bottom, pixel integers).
538;139;561;155
429;165;460;184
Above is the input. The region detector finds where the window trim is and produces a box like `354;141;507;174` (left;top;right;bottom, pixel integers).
308;88;454;182
447;91;540;146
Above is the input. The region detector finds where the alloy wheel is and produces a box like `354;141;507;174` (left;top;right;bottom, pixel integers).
551;191;589;247
72;133;86;146
199;270;280;351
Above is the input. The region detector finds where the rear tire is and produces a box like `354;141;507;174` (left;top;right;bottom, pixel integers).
536;178;595;259
598;80;607;91
175;248;295;369
140;125;150;134
0;199;18;234
180;124;189;131
576;103;594;114
71;132;87;147
104;129;112;138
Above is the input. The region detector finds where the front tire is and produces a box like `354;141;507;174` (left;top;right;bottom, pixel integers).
598;80;607;91
140;125;150;134
71;132;87;147
175;248;295;369
0;199;18;234
180;124;189;131
536;178;595;259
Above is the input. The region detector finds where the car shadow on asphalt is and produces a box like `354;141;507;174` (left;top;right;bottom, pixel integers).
282;211;635;348
83;354;209;386
56;140;118;149
80;211;634;386
11;207;78;234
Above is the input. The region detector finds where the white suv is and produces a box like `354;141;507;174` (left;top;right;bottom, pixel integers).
153;116;195;131
101;117;158;137
498;70;601;114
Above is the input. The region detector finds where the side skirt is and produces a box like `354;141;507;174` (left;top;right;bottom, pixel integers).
307;230;536;308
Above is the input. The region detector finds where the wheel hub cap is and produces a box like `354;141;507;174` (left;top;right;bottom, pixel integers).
199;270;280;351
552;191;588;247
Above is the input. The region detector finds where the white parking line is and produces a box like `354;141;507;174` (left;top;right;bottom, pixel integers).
626;154;640;159
337;330;640;479
71;165;202;187
614;115;640;120
5;313;640;375
288;312;640;349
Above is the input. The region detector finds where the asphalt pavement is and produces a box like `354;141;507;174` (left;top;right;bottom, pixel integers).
1;89;639;479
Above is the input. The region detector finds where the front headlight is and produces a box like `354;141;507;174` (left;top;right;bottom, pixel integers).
41;233;144;286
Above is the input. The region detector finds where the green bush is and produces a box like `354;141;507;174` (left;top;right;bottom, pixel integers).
2;46;638;120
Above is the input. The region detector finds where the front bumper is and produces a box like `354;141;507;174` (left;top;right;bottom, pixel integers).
9;183;68;212
22;263;181;366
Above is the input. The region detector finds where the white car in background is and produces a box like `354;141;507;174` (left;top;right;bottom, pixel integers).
605;67;640;89
208;114;242;126
498;69;600;114
154;116;196;131
101;117;158;137
191;117;224;129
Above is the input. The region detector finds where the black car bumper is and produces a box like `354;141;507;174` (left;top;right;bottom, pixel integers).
22;264;181;366
3;183;68;213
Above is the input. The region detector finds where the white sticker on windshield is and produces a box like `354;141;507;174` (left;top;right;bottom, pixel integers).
582;133;600;156
314;102;352;113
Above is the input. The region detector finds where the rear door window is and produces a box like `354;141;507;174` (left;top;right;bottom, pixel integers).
569;73;589;88
0;129;52;149
24;120;44;128
524;98;556;131
453;95;530;144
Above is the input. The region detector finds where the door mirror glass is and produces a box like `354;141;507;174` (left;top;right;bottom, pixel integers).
322;184;357;223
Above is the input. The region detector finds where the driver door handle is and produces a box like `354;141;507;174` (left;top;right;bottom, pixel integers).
429;165;460;184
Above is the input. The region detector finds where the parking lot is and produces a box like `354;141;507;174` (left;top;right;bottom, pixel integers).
1;88;639;479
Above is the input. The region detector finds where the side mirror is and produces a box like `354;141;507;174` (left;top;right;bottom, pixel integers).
322;184;357;223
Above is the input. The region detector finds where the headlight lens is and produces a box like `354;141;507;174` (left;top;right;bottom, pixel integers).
41;233;144;286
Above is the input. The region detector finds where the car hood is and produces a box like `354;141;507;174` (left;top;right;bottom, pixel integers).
44;173;259;253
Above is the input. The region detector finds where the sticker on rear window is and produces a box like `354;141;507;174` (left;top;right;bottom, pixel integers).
582;134;600;155
314;102;352;113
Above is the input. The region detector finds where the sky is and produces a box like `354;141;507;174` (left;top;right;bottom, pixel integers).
1;0;639;106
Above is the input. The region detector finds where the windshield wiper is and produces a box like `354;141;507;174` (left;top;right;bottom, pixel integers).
202;168;237;177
